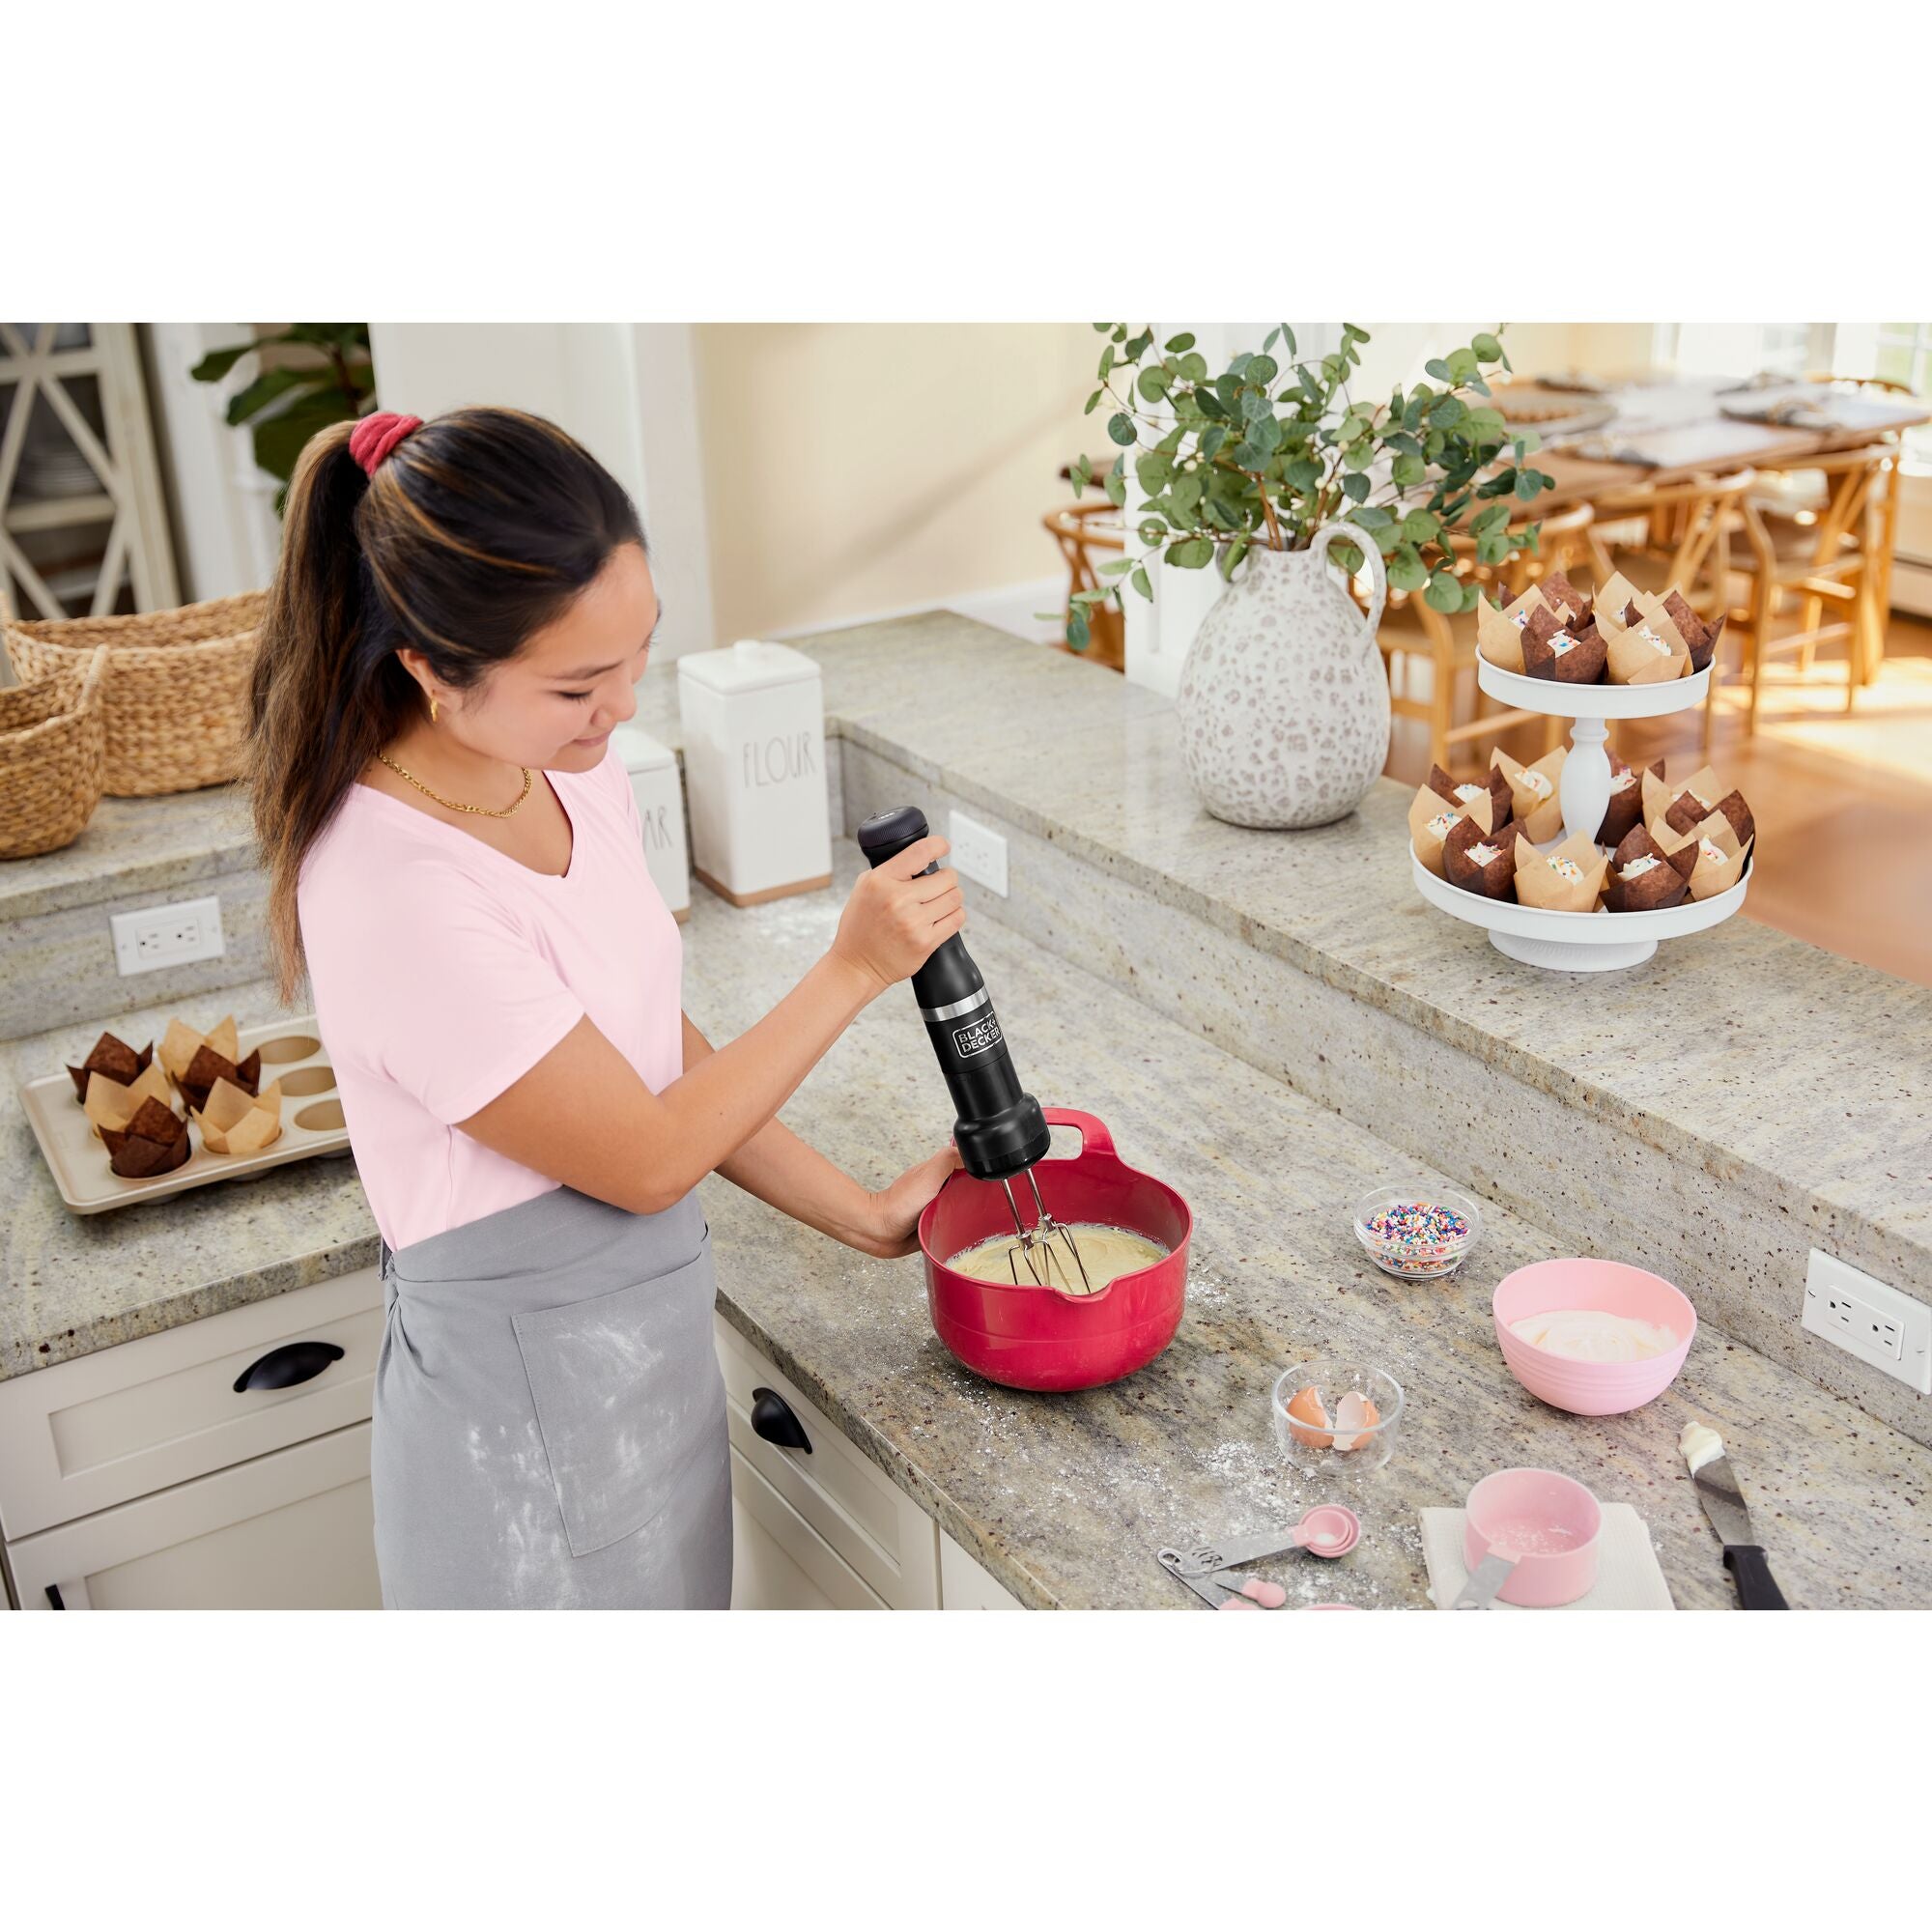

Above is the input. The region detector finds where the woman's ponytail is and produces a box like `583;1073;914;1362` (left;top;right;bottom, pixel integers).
244;406;645;1003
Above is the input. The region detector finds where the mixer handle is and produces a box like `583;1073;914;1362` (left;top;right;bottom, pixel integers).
1039;1108;1115;1162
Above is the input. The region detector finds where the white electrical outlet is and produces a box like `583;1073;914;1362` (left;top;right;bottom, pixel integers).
947;810;1009;897
111;895;226;977
1802;1250;1931;1393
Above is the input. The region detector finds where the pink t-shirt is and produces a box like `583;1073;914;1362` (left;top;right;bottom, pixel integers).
297;746;684;1252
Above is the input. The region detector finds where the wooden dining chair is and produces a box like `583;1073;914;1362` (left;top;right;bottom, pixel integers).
1582;470;1754;752
1374;502;1594;775
1719;443;1894;736
1040;499;1126;671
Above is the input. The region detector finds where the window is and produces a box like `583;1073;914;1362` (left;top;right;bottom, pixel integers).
1665;323;1833;379
1827;324;1932;467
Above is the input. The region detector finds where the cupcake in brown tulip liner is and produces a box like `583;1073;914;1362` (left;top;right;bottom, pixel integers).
1443;811;1516;900
1522;605;1609;684
100;1094;191;1179
1605;826;1690;912
66;1030;154;1102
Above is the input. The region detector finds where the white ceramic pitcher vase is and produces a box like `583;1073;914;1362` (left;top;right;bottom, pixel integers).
1175;526;1391;829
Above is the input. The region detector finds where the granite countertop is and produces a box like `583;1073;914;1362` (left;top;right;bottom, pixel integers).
10;836;1928;1608
629;614;1932;1321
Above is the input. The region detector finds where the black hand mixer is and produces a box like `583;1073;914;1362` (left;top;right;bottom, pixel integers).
856;805;1092;1293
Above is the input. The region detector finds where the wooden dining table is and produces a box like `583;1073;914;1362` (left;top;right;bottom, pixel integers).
1493;376;1928;681
1497;375;1928;512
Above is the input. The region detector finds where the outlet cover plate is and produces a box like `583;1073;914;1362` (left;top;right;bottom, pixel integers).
111;895;226;978
948;810;1009;897
1802;1249;1932;1393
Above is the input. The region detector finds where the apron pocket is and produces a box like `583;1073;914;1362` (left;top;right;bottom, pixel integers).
511;1234;723;1558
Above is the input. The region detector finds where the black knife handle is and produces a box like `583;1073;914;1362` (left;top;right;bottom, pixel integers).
1724;1545;1789;1610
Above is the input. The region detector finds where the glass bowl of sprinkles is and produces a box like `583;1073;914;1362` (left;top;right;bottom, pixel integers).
1351;1184;1483;1281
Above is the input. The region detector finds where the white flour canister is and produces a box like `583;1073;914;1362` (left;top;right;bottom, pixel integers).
611;723;691;922
676;639;833;905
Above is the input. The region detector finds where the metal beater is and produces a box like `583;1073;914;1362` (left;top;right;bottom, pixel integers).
855;804;1092;1294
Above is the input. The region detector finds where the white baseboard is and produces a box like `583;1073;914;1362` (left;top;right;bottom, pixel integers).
1889;557;1932;620
770;575;1067;648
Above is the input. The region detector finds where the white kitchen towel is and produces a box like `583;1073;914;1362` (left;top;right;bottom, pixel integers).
1420;1503;1675;1611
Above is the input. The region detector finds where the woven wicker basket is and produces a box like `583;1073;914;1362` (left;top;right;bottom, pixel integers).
4;589;265;796
0;645;109;859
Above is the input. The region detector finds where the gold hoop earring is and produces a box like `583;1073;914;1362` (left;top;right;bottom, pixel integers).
430;696;439;724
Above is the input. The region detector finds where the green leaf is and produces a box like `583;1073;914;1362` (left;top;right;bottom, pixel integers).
1472;331;1502;362
1280;324;1296;354
1327;539;1364;576
1107;412;1137;446
1179;352;1208;383
1130;564;1153;601
1218;538;1250;581
1199;424;1228;461
1093;323;1115;333
1391;451;1427;488
1170;471;1204;519
1286;456;1321;491
1137;364;1170;402
223;366;318;426
1402;508;1439;544
189;341;258;384
1246;353;1278;386
1351;504;1394;528
1164;332;1196;353
1138;518;1168;544
1341;471;1371;502
1084;388;1101;415
1424;571;1463;612
1104;465;1127;507
1431;394;1465;430
1514;468;1542;501
1125;329;1153;360
250;391;357;482
1067;610;1090;651
1425;358;1453;382
1446;346;1479;382
1099;344;1116;380
1135;451;1174;497
1248;413;1282;455
1166;537;1214;569
1459;582;1483;612
1069;588;1110;605
1096;556;1134;577
1195;387;1227;419
1470;502;1510;535
1387;548;1429;592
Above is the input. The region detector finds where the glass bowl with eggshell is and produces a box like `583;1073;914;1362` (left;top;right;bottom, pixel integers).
1270;1361;1405;1477
1492;1258;1696;1416
1352;1183;1483;1280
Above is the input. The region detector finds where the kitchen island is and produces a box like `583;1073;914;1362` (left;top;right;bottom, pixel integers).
4;611;1929;1608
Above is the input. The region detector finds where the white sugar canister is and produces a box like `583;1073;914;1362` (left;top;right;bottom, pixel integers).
611;724;691;922
676;639;833;905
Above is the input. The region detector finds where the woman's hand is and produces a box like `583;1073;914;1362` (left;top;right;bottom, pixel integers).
830;835;964;997
854;1142;964;1258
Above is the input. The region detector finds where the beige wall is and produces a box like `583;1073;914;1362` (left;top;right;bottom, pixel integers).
691;325;1104;641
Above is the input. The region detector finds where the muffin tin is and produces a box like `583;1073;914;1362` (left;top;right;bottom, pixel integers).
20;1014;352;1214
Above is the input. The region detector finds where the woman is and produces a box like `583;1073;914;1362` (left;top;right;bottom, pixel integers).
249;406;964;1610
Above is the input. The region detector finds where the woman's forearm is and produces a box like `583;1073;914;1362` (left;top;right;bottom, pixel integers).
458;952;881;1217
683;1013;882;1251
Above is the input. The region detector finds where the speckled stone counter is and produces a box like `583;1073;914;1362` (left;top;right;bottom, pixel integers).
630;613;1932;1444
8;840;1929;1608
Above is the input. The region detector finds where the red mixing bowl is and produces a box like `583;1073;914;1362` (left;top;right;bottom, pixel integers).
917;1108;1191;1391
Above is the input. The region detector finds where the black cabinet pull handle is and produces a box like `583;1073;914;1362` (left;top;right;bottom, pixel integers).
45;1584;66;1610
751;1387;811;1454
233;1340;345;1395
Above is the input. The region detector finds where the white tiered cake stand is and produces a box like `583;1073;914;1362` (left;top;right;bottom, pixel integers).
1408;656;1749;973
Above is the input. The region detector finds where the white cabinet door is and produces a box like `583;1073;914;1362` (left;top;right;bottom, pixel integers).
9;1423;379;1610
939;1527;1026;1610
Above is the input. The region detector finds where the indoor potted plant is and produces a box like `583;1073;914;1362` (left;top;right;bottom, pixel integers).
1067;324;1552;828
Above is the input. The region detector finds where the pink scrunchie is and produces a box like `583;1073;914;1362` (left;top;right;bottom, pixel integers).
349;411;422;476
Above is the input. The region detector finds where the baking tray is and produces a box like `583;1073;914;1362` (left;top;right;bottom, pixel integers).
19;1013;352;1214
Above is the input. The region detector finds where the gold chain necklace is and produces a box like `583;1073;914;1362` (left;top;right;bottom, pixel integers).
375;751;533;818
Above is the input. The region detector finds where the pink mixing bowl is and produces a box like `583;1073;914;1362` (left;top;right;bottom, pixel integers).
1492;1258;1695;1416
1463;1468;1601;1606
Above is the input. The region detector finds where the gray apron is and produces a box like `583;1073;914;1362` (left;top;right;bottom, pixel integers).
373;1183;731;1609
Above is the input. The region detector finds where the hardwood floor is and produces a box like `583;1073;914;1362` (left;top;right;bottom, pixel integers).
1386;612;1932;986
